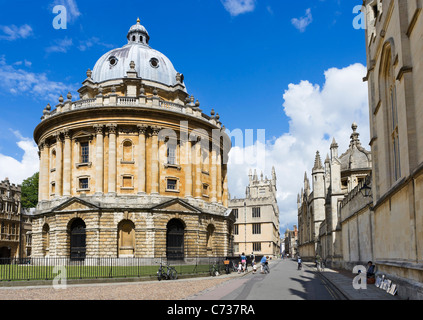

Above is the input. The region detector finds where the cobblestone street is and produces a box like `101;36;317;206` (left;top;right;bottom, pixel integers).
0;276;234;300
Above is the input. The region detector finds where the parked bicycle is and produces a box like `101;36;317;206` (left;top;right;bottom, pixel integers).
209;264;220;276
157;262;178;281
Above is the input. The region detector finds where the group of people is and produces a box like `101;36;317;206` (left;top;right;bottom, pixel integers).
237;252;270;274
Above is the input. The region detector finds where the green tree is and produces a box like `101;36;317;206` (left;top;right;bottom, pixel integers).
21;172;39;209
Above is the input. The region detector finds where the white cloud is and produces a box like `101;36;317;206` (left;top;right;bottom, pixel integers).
77;37;114;52
291;8;313;32
46;37;73;53
0;24;33;41
0;56;77;102
228;63;370;232
0;131;39;184
221;0;256;16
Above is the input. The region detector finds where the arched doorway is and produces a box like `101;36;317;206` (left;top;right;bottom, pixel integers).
0;247;11;264
166;219;185;260
118;220;135;257
69;219;86;261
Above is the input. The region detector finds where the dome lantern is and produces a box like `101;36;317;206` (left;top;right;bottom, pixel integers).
127;17;150;45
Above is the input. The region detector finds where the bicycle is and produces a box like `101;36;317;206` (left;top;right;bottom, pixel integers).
262;262;270;274
209;264;220;276
157;262;178;281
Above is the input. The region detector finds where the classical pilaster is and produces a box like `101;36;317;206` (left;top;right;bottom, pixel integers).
137;125;147;194
222;163;228;207
194;138;202;199
62;129;72;197
38;141;49;201
107;124;117;195
210;145;217;203
94;124;104;195
216;152;222;204
150;126;160;194
184;140;192;198
55;132;63;197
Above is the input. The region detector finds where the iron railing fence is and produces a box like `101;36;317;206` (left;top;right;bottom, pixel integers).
0;256;246;282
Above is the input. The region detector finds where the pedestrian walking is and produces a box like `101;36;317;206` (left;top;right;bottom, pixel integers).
260;255;267;273
241;252;247;272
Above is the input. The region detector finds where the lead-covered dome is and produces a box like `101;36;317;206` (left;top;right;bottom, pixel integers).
91;18;184;89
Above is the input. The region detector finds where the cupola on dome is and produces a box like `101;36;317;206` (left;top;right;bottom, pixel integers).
91;18;184;90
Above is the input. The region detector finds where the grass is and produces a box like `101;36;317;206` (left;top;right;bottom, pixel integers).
0;263;215;282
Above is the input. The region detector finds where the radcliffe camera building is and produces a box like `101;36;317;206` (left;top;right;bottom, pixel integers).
32;19;234;260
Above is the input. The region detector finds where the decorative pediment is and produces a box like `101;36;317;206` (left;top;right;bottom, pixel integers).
72;130;94;141
151;198;202;214
52;197;100;213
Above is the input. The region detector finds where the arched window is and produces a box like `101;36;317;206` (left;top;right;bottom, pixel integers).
122;140;134;163
42;224;50;256
118;220;135;257
51;149;56;170
381;42;401;183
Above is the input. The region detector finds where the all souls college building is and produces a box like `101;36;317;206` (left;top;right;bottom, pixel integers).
31;19;234;260
299;1;423;299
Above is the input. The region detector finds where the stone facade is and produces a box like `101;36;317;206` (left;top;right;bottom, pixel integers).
31;19;234;260
0;178;32;259
364;0;423;299
229;168;280;259
283;226;298;258
297;124;372;267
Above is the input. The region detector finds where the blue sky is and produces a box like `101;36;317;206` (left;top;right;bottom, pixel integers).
0;0;368;231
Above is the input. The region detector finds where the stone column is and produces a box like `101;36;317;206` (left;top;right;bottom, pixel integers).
150;126;160;194
216;152;222;204
62;129;72;197
184;140;192;198
55;132;63;197
107;124;117;195
137;125;147;194
94;124;104;195
210;145;217;203
194;138;202;199
222;163;228;207
38;141;49;201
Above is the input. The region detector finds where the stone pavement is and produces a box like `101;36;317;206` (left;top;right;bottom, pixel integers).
303;262;400;300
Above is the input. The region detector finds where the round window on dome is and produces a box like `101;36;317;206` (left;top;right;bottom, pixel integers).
150;58;159;68
109;56;118;67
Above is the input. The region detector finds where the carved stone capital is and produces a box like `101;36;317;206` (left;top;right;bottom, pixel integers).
106;123;117;134
93;124;104;135
63;129;71;139
137;124;148;135
150;126;161;136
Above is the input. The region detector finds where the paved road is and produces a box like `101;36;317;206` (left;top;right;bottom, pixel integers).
190;259;338;300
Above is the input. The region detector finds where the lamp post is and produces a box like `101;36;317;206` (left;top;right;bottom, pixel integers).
360;182;372;198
